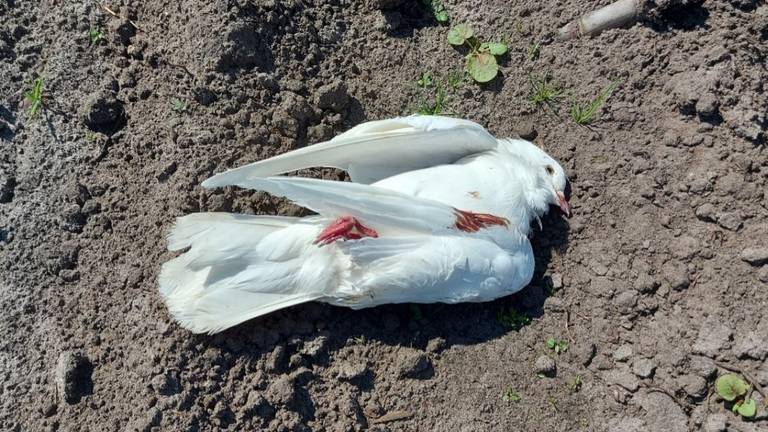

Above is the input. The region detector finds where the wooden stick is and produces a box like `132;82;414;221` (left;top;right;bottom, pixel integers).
557;0;639;40
95;1;144;32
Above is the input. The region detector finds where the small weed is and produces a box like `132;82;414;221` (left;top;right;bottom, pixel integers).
529;74;563;106
170;97;187;113
447;69;464;89
570;80;618;125
422;0;449;23
89;27;105;45
351;335;367;345
572;375;583;392
416;71;433;89
715;373;758;418
546;337;568;355
527;42;540;62
447;24;507;83
496;307;530;331
416;82;447;115
25;76;44;118
501;387;521;403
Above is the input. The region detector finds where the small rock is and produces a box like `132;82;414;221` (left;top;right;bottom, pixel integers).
678;374;708;399
426;337;446;353
300;334;328;358
314;80;349;112
614;345;634;362
396;349;431;379
614;290;639;314
150;371;180;396
716;212;742;231
513;121;538;140
740;247;768;266
55;351;91;404
692;318;732;358
631;358;656;378
695;93;719;119
758;267;768;283
704;413;727;432
688;355;716;379
604;366;640;392
266;345;287;372
534;355;556;377
635;391;688;432
41;402;57;417
662;261;689;291
573;342;597;366
733;330;768;360
633;274;657;293
80;90;124;129
107;18;135;45
336;362;369;382
237;391;273;421
266;376;296;406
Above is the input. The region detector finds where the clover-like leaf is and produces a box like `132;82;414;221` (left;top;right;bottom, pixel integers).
435;10;449;23
715;374;749;401
466;52;498;83
448;24;473;46
735;399;757;418
546;337;556;349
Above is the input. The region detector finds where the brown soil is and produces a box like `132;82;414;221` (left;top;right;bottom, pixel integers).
2;0;768;431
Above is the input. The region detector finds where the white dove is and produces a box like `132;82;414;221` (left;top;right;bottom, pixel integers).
159;115;571;334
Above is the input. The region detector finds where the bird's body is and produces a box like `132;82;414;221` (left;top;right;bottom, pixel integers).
159;116;570;334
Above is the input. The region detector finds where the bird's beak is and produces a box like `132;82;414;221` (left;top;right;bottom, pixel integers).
556;191;571;218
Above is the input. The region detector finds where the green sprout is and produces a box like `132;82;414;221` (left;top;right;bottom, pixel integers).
416;82;448;115
572;375;583;392
417;71;433;89
422;0;449;23
447;69;464;89
170;97;187;113
501;387;521;403
546;337;568;355
89;27;105;45
529;74;564;106
527;42;540;62
496;307;530;331
447;24;508;83
715;374;758;418
25;76;44;118
570;81;618;125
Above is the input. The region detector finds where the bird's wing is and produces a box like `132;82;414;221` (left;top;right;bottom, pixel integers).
202;115;498;186
218;176;462;234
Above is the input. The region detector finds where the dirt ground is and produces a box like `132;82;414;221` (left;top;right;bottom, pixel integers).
2;0;768;430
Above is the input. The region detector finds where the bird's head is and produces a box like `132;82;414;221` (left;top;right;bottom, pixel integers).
500;139;571;219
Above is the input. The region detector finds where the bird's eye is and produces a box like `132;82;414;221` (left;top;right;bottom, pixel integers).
545;165;555;175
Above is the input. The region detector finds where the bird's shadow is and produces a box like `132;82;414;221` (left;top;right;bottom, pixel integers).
193;210;571;364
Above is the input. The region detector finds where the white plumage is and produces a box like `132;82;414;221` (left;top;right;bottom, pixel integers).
159;115;571;334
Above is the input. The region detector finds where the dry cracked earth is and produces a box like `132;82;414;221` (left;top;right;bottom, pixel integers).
1;0;768;431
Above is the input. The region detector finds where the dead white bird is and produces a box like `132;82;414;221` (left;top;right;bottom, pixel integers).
159;115;571;334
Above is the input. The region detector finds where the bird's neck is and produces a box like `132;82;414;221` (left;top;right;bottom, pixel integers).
500;158;550;234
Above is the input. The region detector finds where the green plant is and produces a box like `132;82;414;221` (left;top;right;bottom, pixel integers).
527;42;540;61
89;27;105;45
447;69;464;89
25;76;44;118
501;387;521;403
422;0;449;23
170;97;187;113
416;82;447;115
715;374;757;418
496;307;530;331
417;71;433;89
351;335;367;345
572;375;583;392
529;74;563;106
570;81;618;125
546;337;568;355
447;24;508;83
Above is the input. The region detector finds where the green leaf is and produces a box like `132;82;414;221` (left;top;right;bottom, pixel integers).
735;399;757;418
546;337;556;349
435;10;449;23
486;42;508;56
466;52;497;83
448;24;473;46
715;374;749;401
